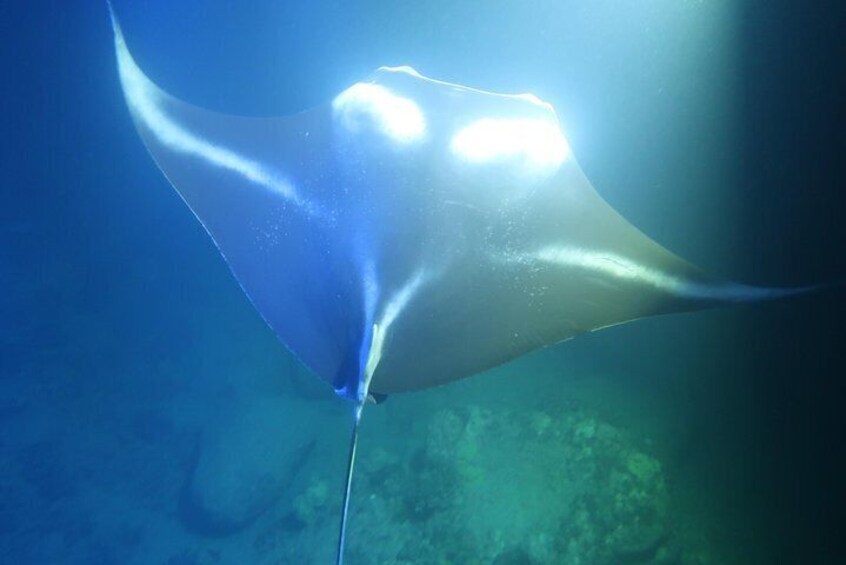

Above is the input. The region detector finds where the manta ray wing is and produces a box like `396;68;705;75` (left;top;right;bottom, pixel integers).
111;16;366;388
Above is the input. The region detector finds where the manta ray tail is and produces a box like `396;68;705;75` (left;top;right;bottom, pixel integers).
336;403;364;565
335;322;384;563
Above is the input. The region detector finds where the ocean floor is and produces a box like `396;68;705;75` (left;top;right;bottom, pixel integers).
1;280;764;564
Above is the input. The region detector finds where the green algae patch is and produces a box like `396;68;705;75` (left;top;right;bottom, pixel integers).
362;406;674;563
626;452;662;483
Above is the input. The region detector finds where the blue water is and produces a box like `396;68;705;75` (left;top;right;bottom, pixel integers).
2;2;844;563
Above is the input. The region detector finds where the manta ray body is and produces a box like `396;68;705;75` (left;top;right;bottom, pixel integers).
108;6;806;563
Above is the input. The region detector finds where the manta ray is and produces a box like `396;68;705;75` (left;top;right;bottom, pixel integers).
108;6;812;563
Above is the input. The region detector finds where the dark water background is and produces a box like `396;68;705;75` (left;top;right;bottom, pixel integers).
2;1;844;563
